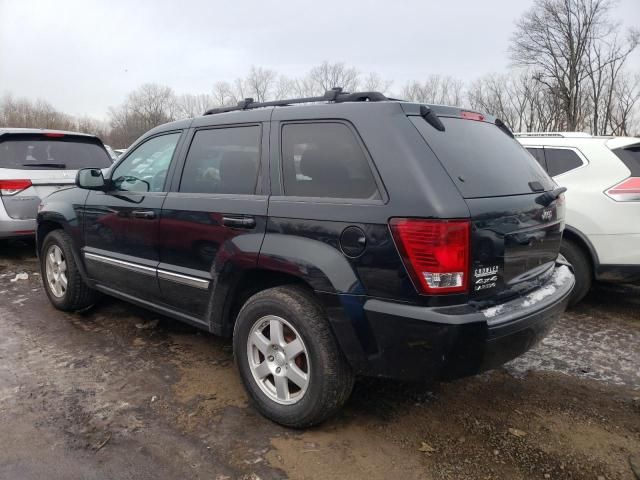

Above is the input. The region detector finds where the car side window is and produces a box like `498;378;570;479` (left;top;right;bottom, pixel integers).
544;147;583;177
179;126;260;195
281;122;381;200
111;133;181;192
526;147;547;171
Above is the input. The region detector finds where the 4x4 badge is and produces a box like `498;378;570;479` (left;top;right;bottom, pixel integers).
541;209;553;221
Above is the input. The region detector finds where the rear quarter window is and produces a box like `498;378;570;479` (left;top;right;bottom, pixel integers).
410;116;554;198
0;135;111;170
544;148;584;176
281;122;381;200
612;143;640;176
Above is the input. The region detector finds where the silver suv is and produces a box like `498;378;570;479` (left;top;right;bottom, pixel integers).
0;128;112;239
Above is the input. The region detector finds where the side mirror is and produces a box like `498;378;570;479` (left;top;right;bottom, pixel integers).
76;168;106;190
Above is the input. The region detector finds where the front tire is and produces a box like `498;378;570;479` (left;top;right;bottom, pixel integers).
233;285;354;428
40;230;96;311
560;239;592;307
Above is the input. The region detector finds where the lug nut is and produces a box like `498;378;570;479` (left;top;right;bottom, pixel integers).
268;356;274;361
276;367;281;373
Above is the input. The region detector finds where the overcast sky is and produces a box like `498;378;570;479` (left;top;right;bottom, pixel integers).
1;0;639;119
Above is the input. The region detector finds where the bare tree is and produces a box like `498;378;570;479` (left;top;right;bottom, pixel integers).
511;0;621;130
586;30;639;134
176;93;214;118
362;72;393;94
244;66;277;102
607;71;640;135
401;75;464;106
108;83;177;147
308;61;360;93
0;94;76;130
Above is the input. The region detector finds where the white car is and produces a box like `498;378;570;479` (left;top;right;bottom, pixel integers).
516;132;640;305
0;128;113;240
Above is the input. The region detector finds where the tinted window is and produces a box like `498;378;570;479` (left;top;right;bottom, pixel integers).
410;117;553;198
612;144;640;176
545;148;583;176
112;133;181;192
281;123;381;200
526;147;547;170
180;126;260;195
0;135;112;170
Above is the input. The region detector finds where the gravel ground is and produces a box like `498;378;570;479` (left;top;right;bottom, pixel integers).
0;239;639;480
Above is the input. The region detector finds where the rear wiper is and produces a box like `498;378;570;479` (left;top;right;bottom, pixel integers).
536;187;567;207
420;105;445;132
22;163;67;169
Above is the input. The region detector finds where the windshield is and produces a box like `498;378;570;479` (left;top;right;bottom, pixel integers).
410;116;554;198
0;135;112;170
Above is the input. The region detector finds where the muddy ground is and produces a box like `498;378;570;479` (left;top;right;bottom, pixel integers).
0;240;638;480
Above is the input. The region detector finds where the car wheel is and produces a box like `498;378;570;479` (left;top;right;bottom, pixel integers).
233;285;354;428
41;229;96;311
560;239;592;307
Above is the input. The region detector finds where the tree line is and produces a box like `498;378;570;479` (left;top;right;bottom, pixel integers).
1;0;638;148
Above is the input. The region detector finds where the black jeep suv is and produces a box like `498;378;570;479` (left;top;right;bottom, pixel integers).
37;89;574;427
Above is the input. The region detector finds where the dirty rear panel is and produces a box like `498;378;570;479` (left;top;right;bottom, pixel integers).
467;194;563;300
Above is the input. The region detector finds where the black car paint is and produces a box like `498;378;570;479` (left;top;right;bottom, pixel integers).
37;101;573;382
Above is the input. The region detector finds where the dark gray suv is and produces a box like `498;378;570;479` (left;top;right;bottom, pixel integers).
37;89;574;427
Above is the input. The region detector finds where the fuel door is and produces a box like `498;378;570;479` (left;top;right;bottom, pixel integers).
340;226;367;258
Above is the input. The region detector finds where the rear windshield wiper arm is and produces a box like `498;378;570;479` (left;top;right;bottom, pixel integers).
536;187;567;207
22;163;67;169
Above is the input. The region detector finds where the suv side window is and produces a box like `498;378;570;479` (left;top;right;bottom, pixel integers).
544;147;583;176
526;147;547;170
112;133;181;192
179;126;260;195
281;122;381;200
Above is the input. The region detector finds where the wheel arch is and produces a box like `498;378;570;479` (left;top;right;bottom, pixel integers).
211;267;315;337
37;217;92;285
562;225;598;276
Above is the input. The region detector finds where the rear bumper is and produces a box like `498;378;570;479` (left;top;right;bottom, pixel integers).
0;200;36;239
331;264;574;382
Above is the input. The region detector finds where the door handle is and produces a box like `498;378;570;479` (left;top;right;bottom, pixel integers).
222;215;256;229
131;210;156;220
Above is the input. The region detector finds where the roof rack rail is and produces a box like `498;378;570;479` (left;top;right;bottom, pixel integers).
513;132;592;138
203;87;389;115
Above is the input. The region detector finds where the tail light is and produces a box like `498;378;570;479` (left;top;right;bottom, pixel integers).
605;177;640;202
390;218;470;295
0;179;32;196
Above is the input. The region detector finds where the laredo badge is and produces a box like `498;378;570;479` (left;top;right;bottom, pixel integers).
473;265;499;291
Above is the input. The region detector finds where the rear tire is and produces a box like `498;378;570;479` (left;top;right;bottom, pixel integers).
40;229;96;311
233;285;354;428
560;239;592;307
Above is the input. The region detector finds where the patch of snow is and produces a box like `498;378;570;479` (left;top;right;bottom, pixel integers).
10;273;28;282
482;304;505;319
521;265;573;307
522;284;557;307
552;265;573;286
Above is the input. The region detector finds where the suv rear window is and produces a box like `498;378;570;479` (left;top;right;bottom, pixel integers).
0;134;112;170
612;143;640;176
410;117;554;198
281;122;381;200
